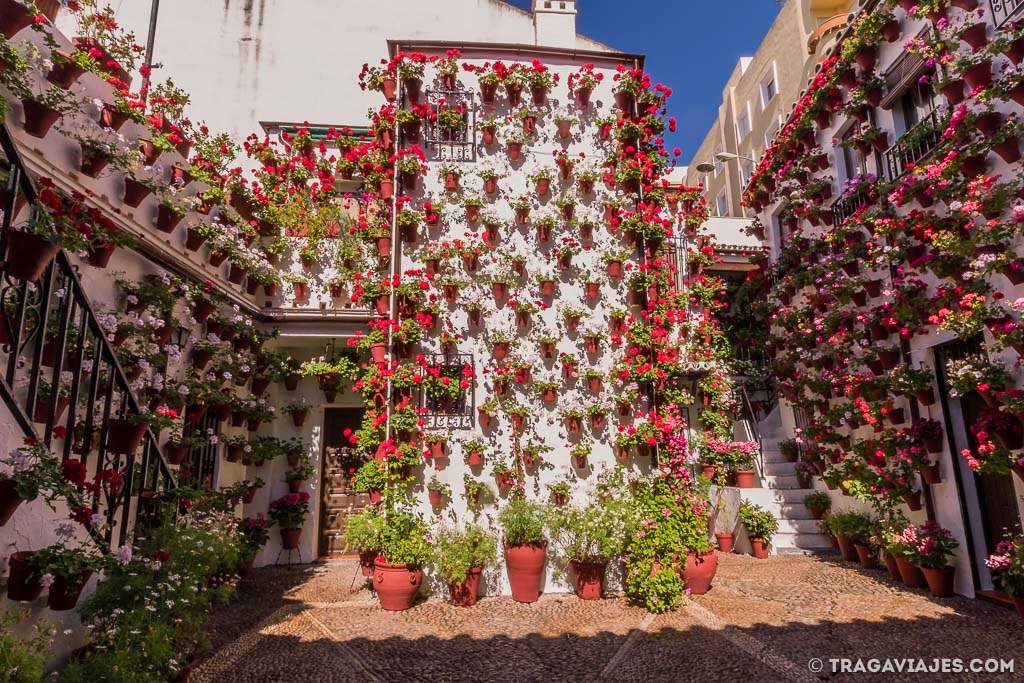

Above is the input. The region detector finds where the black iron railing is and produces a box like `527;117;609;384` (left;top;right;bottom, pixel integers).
830;185;873;227
884;107;945;181
990;0;1024;29
0;126;174;549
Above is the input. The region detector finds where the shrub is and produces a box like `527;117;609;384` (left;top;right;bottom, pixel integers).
431;523;498;584
497;499;549;546
803;491;832;512
738;500;778;541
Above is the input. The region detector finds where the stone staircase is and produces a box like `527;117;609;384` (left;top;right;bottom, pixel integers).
730;408;832;555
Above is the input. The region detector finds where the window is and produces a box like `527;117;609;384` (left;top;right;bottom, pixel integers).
713;144;723;177
760;66;777;108
840;126;867;180
716;191;729;217
898;77;938;135
740;160;754;187
764;115;781;148
736;104;751;141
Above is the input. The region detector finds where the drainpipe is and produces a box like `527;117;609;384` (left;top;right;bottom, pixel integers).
140;0;161;103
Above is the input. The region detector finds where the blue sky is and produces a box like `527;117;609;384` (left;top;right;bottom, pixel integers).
505;0;784;165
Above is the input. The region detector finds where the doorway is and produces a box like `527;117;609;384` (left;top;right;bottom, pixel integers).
317;408;368;559
934;341;1022;590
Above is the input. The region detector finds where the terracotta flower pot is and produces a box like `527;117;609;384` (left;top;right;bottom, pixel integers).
21;99;61;138
105;418;148;455
7;551;42;601
750;538;770;559
570;560;605;600
0;480;23;526
504;543;546;603
678;551;718;594
894;554;925;588
280;527;302;550
5;230;59;282
47;570;93;611
836;534;858;562
374;561;423;611
715;533;734;553
734;470;756;488
450;567;482;607
920;565;955;598
854;543;878;570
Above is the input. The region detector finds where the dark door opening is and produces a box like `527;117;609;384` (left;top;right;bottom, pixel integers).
318;407;368;559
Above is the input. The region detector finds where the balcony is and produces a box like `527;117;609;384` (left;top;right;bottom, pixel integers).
829;185;873;227
990;0;1024;29
883;107;945;181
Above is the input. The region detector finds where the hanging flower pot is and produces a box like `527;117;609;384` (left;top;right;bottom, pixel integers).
614;91;635;113
556;120;572;140
6;551;43;602
5;230;59;282
902;490;922;511
993;139;1022;164
507;142;523;161
48;569;94;611
584;336;599;354
515;310;530;329
521;114;537;133
587;376;602;393
854;44;877;72
21;99;61;138
0;479;23;526
105;418;148;455
959;22;988;50
530;86;548;107
963;62;993;90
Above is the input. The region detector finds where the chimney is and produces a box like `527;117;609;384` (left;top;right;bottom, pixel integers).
533;0;577;48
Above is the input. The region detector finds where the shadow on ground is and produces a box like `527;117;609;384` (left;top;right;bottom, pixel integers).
193;555;1024;683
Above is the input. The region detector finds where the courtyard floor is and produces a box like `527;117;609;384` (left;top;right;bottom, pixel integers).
194;553;1024;682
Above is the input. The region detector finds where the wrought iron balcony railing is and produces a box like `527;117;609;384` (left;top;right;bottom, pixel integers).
883;107;945;181
990;0;1024;29
0;126;174;549
829;185;873;227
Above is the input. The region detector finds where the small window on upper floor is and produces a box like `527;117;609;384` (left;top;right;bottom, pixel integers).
760;67;777;109
713;145;724;177
716;191;729;217
740;160;754;187
764;115;781;149
736;106;751;141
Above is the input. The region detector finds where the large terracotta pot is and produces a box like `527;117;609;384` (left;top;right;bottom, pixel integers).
750;538;770;559
373;561;423;611
7;551;42;601
894;554;925;588
570;560;605;600
679;551;718;594
504;543;546;603
920;565;955;598
835;534;859;562
280;527;302;550
48;570;93;611
450;567;482;607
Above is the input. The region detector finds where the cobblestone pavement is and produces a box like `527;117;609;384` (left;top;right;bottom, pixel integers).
194;553;1024;682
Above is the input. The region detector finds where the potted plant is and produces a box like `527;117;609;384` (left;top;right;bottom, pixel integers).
498;498;549;603
911;521;960;597
738;500;777;559
373;509;430;611
427;477;451;508
267;492;311;550
0;439;59;526
284;459;315;493
31;542;102;611
342;507;386;576
986;533;1024;622
283;398;311;427
803;491;831;520
431;523;498;607
547;504;622;600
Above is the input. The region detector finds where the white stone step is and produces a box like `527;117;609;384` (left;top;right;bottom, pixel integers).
762;451;791;464
775;532;834;550
764;475;805;490
763;461;795;477
778;503;816;520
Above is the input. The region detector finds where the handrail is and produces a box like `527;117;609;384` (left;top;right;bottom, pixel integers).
0;125;175;550
739;384;765;479
882;106;945;181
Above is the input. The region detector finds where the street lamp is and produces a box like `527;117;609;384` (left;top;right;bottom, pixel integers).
695;162;716;174
714;152;757;164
